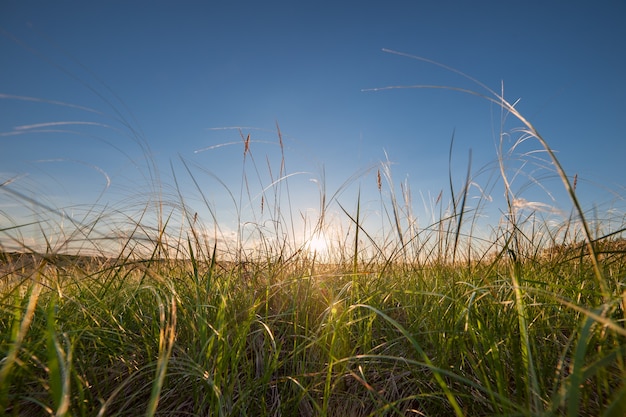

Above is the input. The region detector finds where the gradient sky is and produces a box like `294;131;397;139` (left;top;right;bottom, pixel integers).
1;1;625;254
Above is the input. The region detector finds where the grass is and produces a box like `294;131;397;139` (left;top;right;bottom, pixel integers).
1;240;625;416
2;54;626;416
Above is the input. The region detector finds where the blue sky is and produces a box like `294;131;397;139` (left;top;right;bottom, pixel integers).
1;1;625;255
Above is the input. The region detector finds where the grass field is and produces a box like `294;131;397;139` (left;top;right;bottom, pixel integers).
2;73;626;416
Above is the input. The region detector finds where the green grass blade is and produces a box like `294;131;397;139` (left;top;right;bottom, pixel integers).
145;287;177;417
510;268;542;413
0;282;42;411
565;311;598;417
46;300;63;413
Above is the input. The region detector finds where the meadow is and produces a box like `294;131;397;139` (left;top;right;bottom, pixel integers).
1;67;626;416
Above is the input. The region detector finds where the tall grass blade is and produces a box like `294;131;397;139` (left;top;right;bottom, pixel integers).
46;299;72;417
452;148;472;264
565;311;598;417
0;282;42;411
353;188;361;276
46;300;62;413
510;264;541;413
145;286;177;417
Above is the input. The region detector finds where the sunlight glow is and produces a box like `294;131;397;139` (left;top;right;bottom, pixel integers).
304;232;330;258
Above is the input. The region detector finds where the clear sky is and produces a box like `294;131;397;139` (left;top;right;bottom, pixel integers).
1;1;625;256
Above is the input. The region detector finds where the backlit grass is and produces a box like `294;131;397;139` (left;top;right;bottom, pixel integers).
1;55;626;416
1;235;625;416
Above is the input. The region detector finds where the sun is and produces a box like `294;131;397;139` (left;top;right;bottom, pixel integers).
304;232;330;257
